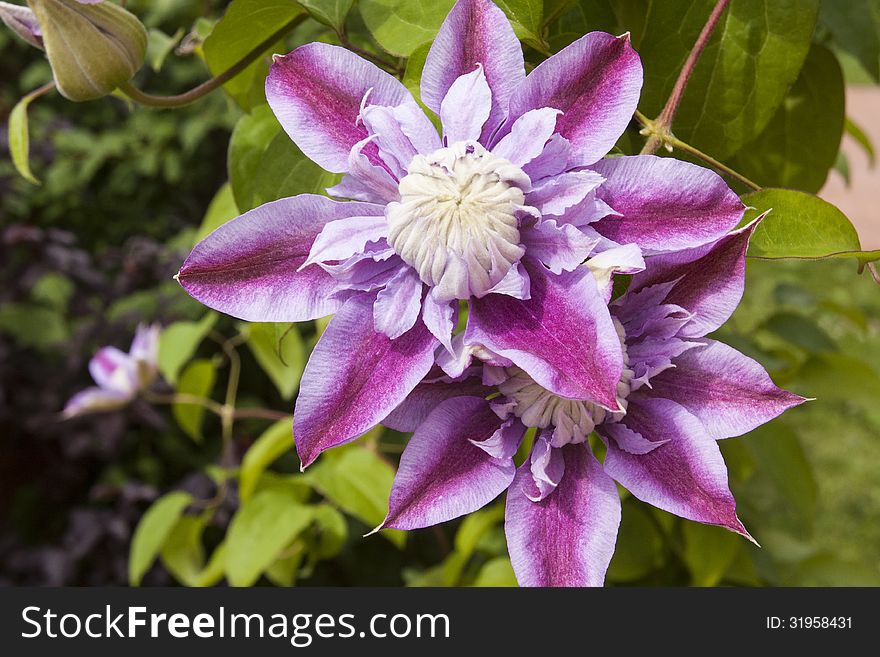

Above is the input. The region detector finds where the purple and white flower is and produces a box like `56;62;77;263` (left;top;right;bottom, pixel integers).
377;223;806;586
177;0;746;467
63;323;161;417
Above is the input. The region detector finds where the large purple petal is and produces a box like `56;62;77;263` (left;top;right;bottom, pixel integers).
178;196;384;322
649;339;806;440
624;222;758;338
590;155;745;253
380;397;515;530
267;43;418;173
505;444;621;587
503;32;642;166
466;259;624;408
421;0;524;143
294;293;438;467
381;368;491;431
602;395;750;537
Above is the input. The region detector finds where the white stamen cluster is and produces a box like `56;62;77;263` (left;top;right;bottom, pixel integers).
386;141;529;301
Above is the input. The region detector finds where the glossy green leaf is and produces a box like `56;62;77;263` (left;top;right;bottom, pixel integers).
731;45;844;193
636;0;819;159
742;189;880;264
9;89;42;185
819;0;880;82
682;522;741;587
495;0;546;52
359;0;454;56
195;182;239;245
203;0;304;110
225;489;314;586
160;513;209;586
546;0;617;52
242;322;305;400
228;105;337;212
239;417;295;503
472;557;517;587
172;359;217;441
129;491;193;586
298;0;354;31
305;444;405;547
157;312;217;385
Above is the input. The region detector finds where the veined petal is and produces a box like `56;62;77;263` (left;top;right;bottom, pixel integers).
361;103;441;176
345;136;400;202
491;108;561;168
294;293;438;467
504;32;642;166
649;338;806;439
591;155;745;253
422;294;457;353
422;0;524;143
466;258;624;408
505;444;621;587
602;394;751;538
373;267;424;339
381;368;491;432
521;219;600;274
303;214;389;268
522;134;571;181
380;397;515;530
526;170;605;216
267;43;417;173
440;65;492;144
178;195;383;322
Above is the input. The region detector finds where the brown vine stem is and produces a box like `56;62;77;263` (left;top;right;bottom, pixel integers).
119;14;307;108
640;0;730;155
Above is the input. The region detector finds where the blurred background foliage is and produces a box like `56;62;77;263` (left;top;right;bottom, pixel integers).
1;0;879;587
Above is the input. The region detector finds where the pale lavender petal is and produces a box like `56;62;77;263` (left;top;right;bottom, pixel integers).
504;32;642;166
527;170;605;216
381;369;491;432
326;175;389;204
373;267;424;339
649;338;806;440
129;323;160;366
422;294;457;353
345;136;400;202
602;395;750;537
303;214;389;268
380;397;515;530
472;417;526;459
522;134;571;181
602;421;666;455
466;259;624;408
361;103;441;175
627;337;702;390
491;108;561;168
527;432;565;502
89;347;136;395
586;243;645;302
267;43;416;173
178;196;384;322
626;222;758;338
294;294;438;467
63;387;131;418
440;65;492;144
422;0;524;143
505;444;621;587
591;155;745;253
482;261;531;299
521;219;600;274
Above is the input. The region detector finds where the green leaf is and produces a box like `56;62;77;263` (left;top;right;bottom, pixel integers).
495;0;546;52
454;504;504;558
239;417;295;503
794;353;880;411
731;45;845;193
760;312;836;354
228;105;336;212
242;322;305;400
157;312;218;385
359;0;455;56
310;504;348;559
819;0;880;82
145;28;183;72
129;491;193;586
682;522;741;587
636;0;820;160
172;359;217;441
845;117;876;167
0;303;68;350
305;444;405;547
195;182;239;245
265;549;305;586
606;501;664;582
203;0;304;110
9;89;43;185
472;557;517;587
193;541;228;587
742;189;880;264
160;513;209;586
297;0;354;32
225;489;314;586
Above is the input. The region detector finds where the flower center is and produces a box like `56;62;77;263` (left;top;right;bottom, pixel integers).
498;320;633;447
386;141;529;301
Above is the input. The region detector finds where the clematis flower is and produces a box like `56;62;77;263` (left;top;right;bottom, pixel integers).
178;0;746;467
63;323;161;417
376;222;806;587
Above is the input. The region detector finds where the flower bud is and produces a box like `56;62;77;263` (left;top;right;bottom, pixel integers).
0;2;43;49
26;0;147;101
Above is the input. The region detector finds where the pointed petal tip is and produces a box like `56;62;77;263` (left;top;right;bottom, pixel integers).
363;521;386;538
617;31;632;43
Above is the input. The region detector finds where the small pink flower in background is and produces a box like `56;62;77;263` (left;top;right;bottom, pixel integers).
63;323;160;418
